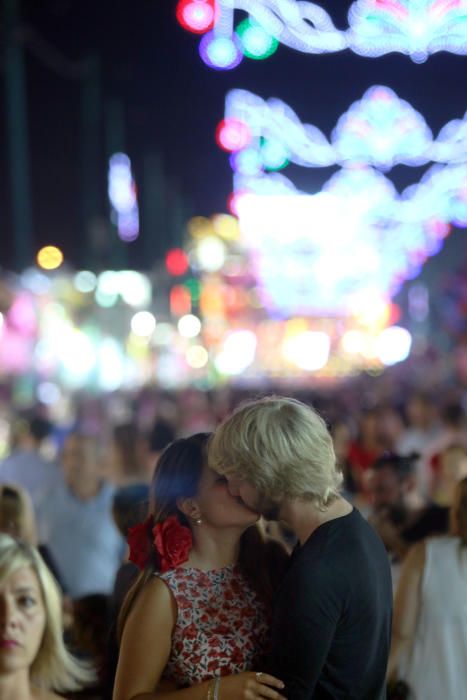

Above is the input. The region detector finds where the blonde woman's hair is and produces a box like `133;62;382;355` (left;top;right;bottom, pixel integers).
0;534;94;692
209;396;343;508
0;484;38;545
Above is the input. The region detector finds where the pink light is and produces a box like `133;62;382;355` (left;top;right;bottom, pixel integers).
430;0;462;19
216;119;252;152
176;0;216;34
375;0;409;20
227;190;250;216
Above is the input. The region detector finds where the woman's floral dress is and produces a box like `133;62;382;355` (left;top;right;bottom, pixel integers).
158;564;270;687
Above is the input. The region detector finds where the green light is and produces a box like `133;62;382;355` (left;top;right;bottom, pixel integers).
236;18;278;60
184;278;201;303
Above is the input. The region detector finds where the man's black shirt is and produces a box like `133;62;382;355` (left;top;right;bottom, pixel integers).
269;508;392;699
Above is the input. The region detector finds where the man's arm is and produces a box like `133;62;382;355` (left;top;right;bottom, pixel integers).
268;565;341;699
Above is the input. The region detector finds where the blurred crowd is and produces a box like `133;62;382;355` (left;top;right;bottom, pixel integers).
0;362;466;698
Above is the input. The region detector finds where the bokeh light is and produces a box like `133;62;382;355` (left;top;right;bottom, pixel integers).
131;311;157;337
178;314;202;338
166;248;189;276
176;0;216;34
36;246;64;271
199;32;243;70
216;119;251;152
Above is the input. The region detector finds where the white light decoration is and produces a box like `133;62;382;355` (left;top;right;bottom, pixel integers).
186;344;209;368
178;314;202;338
195;235;227;271
108;153;140;242
97;337;126;391
283;331;330;371
222;87;467;316
376;326;413;365
60;329;97;387
225;87;467;171
179;0;467;68
131;311;156;337
215;330;257;375
118;271;152;308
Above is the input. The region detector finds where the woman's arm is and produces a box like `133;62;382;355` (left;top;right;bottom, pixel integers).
113;577;285;700
387;541;425;680
113;576;178;700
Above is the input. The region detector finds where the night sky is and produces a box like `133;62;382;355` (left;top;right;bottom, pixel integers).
0;0;466;272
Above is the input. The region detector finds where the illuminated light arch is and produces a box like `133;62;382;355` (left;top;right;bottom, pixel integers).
225;86;467;170
220;88;466;316
176;0;467;68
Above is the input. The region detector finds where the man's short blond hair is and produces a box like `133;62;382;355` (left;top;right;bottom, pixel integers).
209;396;342;508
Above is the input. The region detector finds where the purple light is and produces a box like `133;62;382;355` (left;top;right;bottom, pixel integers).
199;31;243;69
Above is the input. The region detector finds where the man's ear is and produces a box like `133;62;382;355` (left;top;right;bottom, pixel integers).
177;497;202;522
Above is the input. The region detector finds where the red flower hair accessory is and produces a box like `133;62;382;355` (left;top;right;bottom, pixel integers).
127;514;193;572
153;515;193;573
127;515;154;570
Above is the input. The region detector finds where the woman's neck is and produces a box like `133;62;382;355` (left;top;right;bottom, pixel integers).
0;671;33;700
187;526;244;571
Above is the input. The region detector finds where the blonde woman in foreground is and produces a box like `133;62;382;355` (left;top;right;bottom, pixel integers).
0;534;93;700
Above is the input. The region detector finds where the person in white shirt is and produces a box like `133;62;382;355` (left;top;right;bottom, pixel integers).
37;432;125;599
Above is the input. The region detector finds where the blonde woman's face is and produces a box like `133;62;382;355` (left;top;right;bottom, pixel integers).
0;566;46;676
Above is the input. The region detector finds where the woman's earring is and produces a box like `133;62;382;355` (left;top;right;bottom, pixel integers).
195;517;203;525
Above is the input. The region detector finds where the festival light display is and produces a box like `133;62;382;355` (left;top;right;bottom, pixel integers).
177;0;467;68
108;153;140;242
220;87;466;317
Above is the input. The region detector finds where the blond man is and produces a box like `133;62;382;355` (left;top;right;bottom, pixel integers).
210;396;392;700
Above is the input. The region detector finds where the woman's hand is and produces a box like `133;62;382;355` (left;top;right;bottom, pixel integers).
217;671;286;700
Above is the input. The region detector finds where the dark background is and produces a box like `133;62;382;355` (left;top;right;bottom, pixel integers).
0;0;466;272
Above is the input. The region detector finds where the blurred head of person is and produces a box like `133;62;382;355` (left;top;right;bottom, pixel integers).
9;415;52;453
331;420;352;467
0;533;93;696
111;423;148;484
405;393;435;430
355;408;383;448
433;445;467;507
61;433;102;501
440;401;466;432
112;484;150;539
367;453;417;525
449;476;467;546
0;485;37;546
378;405;406;451
146;418;176;472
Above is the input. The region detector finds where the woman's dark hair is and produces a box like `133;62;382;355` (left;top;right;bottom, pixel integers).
150;433;208;525
117;433;286;640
